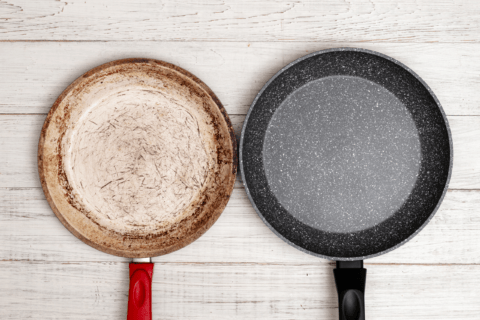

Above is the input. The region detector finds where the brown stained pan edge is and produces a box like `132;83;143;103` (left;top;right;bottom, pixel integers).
38;77;102;255
147;58;238;175
38;58;238;258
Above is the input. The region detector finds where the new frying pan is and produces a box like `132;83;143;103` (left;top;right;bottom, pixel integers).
38;58;237;320
240;48;452;320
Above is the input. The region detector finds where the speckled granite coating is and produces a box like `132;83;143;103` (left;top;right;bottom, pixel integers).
240;48;452;260
264;76;421;234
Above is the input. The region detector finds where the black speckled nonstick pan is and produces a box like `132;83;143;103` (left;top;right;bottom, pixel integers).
240;48;452;320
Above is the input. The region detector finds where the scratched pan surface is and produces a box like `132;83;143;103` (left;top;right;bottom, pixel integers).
38;58;237;258
240;48;452;260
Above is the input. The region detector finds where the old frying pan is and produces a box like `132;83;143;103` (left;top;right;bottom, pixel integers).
38;58;237;320
240;48;452;319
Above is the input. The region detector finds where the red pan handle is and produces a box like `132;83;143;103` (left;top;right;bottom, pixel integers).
127;263;154;320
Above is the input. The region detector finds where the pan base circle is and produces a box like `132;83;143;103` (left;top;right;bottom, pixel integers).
65;88;211;233
263;76;421;233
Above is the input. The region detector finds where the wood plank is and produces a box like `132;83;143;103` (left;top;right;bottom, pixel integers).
0;114;478;189
1;0;480;43
0;261;478;319
1;2;478;318
2;187;480;264
1;42;480;115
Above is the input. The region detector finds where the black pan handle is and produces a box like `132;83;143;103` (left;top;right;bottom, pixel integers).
333;260;367;320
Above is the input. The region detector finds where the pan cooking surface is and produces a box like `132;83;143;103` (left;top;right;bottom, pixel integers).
240;48;452;259
263;76;421;233
38;59;237;258
65;87;212;234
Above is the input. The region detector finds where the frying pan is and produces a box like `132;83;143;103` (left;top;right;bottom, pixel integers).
240;48;452;320
38;58;237;320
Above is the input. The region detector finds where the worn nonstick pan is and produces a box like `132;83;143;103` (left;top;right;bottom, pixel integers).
38;58;237;320
240;48;452;320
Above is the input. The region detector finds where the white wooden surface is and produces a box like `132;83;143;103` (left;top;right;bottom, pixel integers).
1;1;480;319
1;0;480;43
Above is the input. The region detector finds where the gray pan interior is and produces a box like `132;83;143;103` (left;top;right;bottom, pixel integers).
240;48;452;260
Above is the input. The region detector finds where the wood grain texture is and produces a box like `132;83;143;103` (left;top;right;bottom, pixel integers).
1;261;479;319
0;42;480;116
1;0;480;43
2;186;480;265
0;114;478;189
2;1;480;318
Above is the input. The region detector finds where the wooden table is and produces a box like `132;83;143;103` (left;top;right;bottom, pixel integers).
1;1;480;319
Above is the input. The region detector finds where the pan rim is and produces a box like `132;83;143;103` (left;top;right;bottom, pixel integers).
38;57;238;258
239;47;453;261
